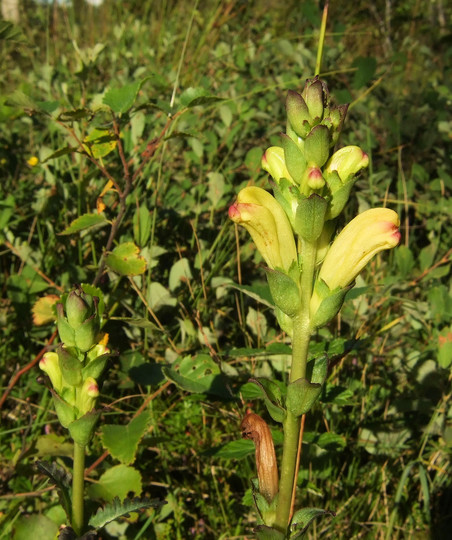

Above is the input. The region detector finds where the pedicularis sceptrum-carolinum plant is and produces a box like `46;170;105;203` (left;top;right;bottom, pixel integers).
229;76;401;539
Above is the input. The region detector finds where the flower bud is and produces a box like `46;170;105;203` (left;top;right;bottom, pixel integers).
262;146;295;184
241;413;279;503
229;187;297;273
305;166;325;191
66;289;94;329
78;377;99;415
301;77;325;122
325;146;369;184
56;287;101;352
39;352;63;393
285;90;311;138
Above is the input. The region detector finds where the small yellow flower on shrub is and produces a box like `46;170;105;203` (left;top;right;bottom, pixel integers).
27;156;39;167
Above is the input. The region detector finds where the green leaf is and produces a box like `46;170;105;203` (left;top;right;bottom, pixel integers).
207;171;226;207
162;354;228;396
100;412;151;465
133;203;152;247
226;282;274;308
89;496;165;529
103;79;148;114
68;410;100;446
179;87;223;108
255;525;286;540
36;460;72;522
83;128;117;158
169;258;192;291
35;434;73;458
438;327;452;368
265;268;301;318
11;514;58;540
87;464;142;502
211;438;255;459
147;281;177;310
290;507;336;537
286;378;322;417
105;242;147;276
249;378;286;423
352;56;377;89
59;213;108;236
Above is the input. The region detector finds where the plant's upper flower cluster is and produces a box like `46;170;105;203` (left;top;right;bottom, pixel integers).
229;76;400;328
40;286;109;444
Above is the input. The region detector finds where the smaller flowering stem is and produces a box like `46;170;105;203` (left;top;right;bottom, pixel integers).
72;442;86;535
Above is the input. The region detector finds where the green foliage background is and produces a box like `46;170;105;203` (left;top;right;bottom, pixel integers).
1;0;451;538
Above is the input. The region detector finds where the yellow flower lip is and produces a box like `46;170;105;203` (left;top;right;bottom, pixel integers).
262;146;296;184
229;186;297;272
319;207;401;291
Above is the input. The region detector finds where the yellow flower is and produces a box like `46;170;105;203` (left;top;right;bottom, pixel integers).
311;208;400;314
39;352;63;392
262;146;296;184
27;156;39;167
229;186;297;272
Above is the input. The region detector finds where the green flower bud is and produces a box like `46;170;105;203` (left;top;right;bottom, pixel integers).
56;303;76;347
66;289;94;329
301;77;325;122
285;90;311;138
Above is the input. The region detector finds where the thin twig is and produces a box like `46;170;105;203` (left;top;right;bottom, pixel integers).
0;331;58;410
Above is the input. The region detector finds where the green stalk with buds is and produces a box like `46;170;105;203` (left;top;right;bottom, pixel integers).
229;75;400;538
39;284;109;536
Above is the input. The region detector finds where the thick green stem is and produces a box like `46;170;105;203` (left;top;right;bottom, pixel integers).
274;240;317;532
72;442;86;535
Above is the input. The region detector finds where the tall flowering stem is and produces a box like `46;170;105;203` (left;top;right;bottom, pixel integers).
230;76;400;537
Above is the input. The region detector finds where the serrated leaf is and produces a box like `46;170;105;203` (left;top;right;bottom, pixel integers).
59;213;108;235
103;79;148;114
105;242;147;276
100;412;150;465
36;460;72;521
87;464;142;502
32;294;59;325
88;496;165;529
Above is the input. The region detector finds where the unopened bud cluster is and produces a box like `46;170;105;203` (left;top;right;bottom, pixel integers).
40;285;109;445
